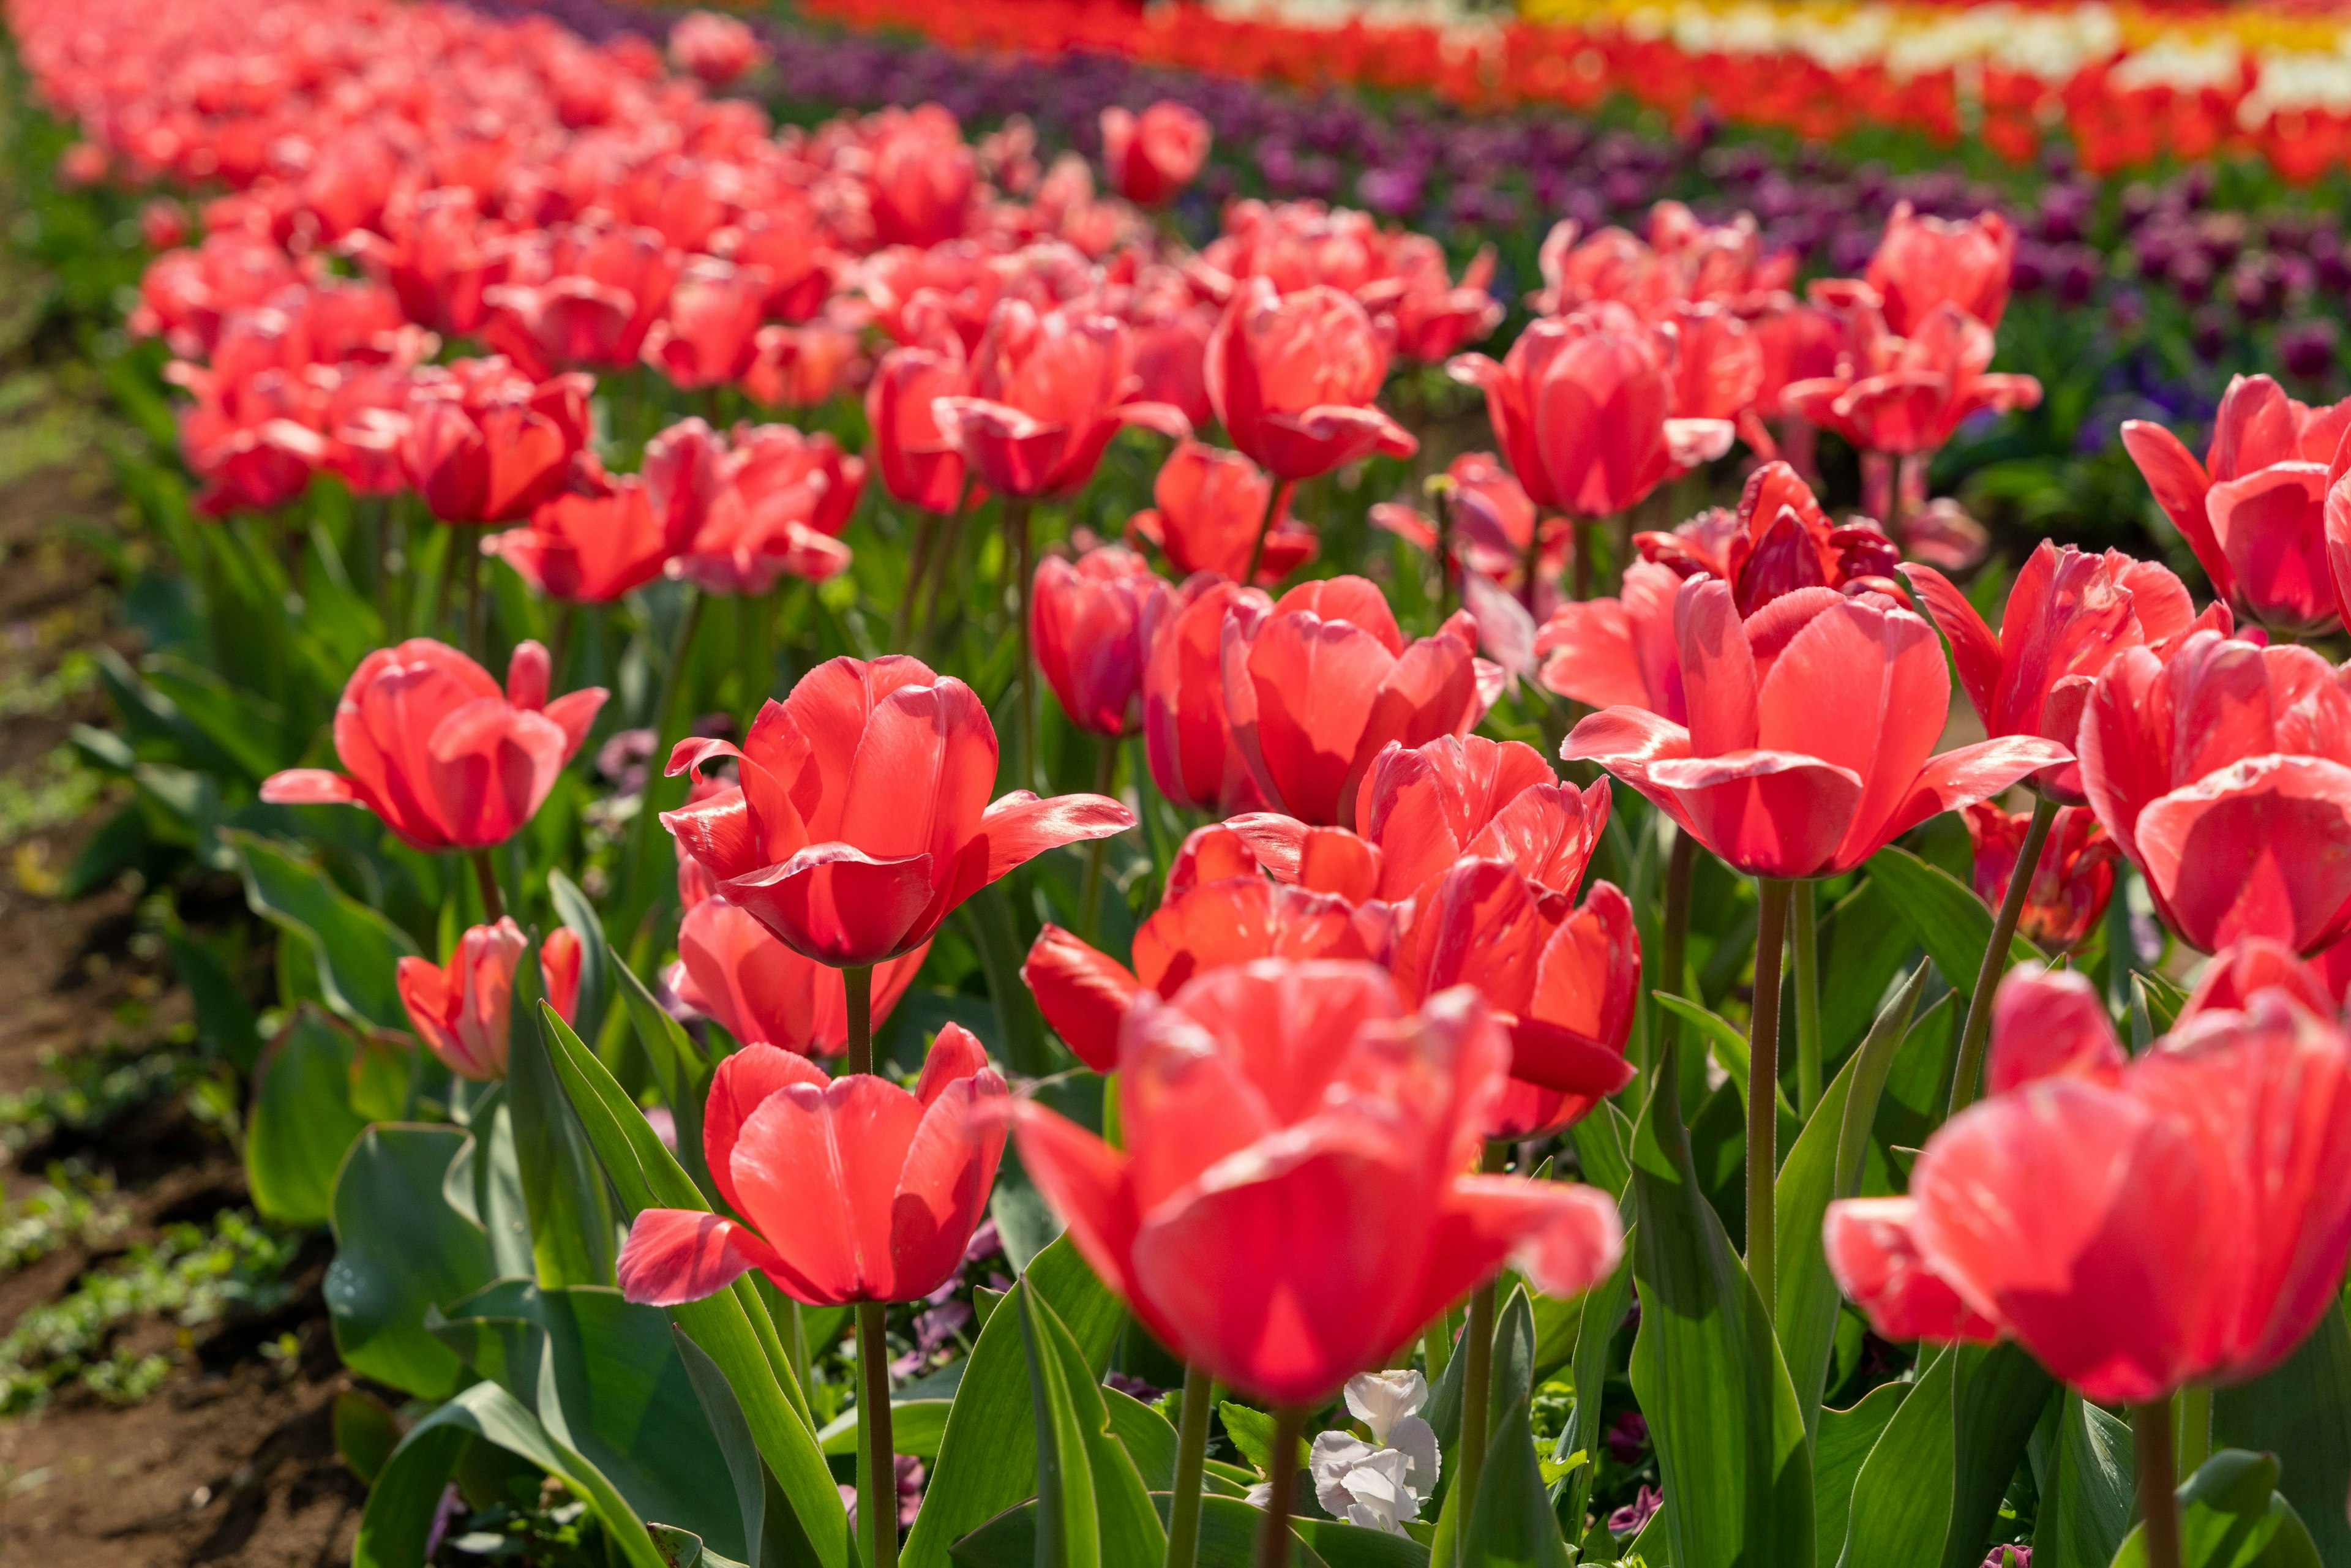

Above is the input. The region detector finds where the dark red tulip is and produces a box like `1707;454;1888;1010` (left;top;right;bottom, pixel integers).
1100;102;1210;206
1964;801;2121;952
1635;461;1903;616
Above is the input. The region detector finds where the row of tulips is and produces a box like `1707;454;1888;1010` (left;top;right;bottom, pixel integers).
15;2;2351;1568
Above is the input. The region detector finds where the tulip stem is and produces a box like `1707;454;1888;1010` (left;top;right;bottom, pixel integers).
547;600;576;693
896;508;939;648
1950;793;2058;1117
1455;1143;1507;1517
1749;878;1793;1312
1166;1364;1212;1568
1422;1315;1452;1382
1005;497;1037;792
1792;879;1823;1119
624;587;705;923
1254;1405;1308;1568
1242;480;1292;587
2132;1399;2184;1568
1654;827;1696;1083
916;487;973;658
464;527;489;658
845;964;875;1078
858;1298;899;1568
1079;740;1119;940
1518;516;1542;615
469;850;506;923
2177;1384;2213;1472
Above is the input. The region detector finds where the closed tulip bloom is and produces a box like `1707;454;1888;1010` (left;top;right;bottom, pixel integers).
261;640;606;852
868;106;977;249
1012;961;1626;1405
1226;577;1485;828
618;1025;1007;1307
933;300;1188;498
669;896;929;1057
1865;204;2017;334
1907;541;2215;802
668;10;762;85
1783;299;2039;458
1564;578;2068;879
1206;279;1417;482
1632;462;1903;616
1129;440;1316;584
1100;102;1211;206
1825;969;2351;1404
1352;734;1609;906
865;344;972;515
401;359;594;525
1032;546;1170;738
2079;629;2351;954
485;475;694;604
641;257;770;391
396;920;582;1081
1142;577;1272;816
1965;801;2121;952
2126;375;2351;637
663;655;1134;967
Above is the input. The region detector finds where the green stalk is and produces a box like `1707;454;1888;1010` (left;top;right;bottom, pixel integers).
2132;1399;2183;1568
1949;793;2058;1117
1005;497;1037;792
463;527;489;658
846;963;895;1568
1422;1316;1451;1384
1078;739;1119;940
1749;878;1793;1312
1792;879;1823;1118
845;964;875;1076
1242;480;1291;587
895;508;940;648
470;848;506;922
2177;1384;2213;1473
622;588;706;920
1654;827;1697;1081
1454;1143;1508;1513
1254;1405;1308;1568
1166;1364;1212;1568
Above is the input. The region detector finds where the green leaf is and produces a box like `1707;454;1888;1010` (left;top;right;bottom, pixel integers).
2216;1295;2351;1566
166;924;262;1071
2109;1449;2323;1568
1865;844;2040;996
1776;966;1927;1444
901;1237;1124;1568
956;882;1054;1077
549;869;613;1047
142;653;285;782
1423;1282;1537;1515
1019;1286;1166;1568
1102;1387;1180;1490
1627;1056;1814;1568
1812;1384;1908;1568
819;1401;953;1459
1835;1346;1954;1568
1817;879;1916;1064
512;967;616;1288
446;1090;535;1278
1459;1398;1571;1568
948;1495;1337;1567
246;1006;373;1226
1220;1401;1304;1479
1651;993;1796;1122
615;953;718;1202
333;1387;403;1485
227;830;419;1032
2030;1394;2133;1568
1940;1344;2055;1568
651;1525;752;1568
326;1124;498;1398
1561;1222;1635;1536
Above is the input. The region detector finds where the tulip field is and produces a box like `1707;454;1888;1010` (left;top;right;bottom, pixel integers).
12;0;2351;1566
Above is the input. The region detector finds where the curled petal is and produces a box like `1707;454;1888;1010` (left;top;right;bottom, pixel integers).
617;1209;788;1307
1822;1197;2001;1345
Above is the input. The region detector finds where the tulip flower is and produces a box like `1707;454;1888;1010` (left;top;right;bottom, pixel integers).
743;315;868;410
400;359;595;525
2125;375;2351;637
1535;561;1687;719
1635;462;1903;616
485;476;694;604
1141;577;1272;816
2079;629;2351;955
1564;578;2068;880
1011;961;1626;1406
345;186;512;338
932;301;1188;500
1354;734;1610;905
865;343;973;515
396;919;582;1081
669;10;763;85
1128;440;1316;584
617;1023;1007;1307
1100;102;1211;206
868;105;977;249
261;640;606;853
1783;300;2041;459
1030;545;1171;738
1865;203;2017;333
669;896;929;1057
1224;577;1485;827
670;422;862;595
1205;278;1417;482
641;257;771;391
1964;801;2120;953
1906;541;2214;803
1130;296;1218;432
662;655;1134;967
1824;966;2351;1406
482;224;681;380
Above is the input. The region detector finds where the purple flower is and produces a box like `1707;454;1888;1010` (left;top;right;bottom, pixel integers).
1605;1410;1649;1465
1607;1485;1662;1537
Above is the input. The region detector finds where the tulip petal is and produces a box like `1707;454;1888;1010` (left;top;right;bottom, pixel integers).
260;768;358;805
1398;1175;1624;1340
705;1042;829;1216
733;843;938;967
1024;926;1143;1073
1821;1197;2000;1344
2134;755;2351;954
1644;749;1866;879
1010;1101;1141;1301
732;1075;928;1305
617;1209;791;1307
2207;463;2336;632
1870;736;2075;872
1902;563;2004;729
890;1071;1008;1301
1987;965;2126;1096
2121;420;2226;598
1673;578;1758;757
977;790;1136;883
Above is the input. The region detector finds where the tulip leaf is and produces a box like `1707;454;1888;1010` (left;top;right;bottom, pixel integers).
946;1494;1340;1567
649;1525;751;1568
2215;1294;2351;1567
675;1326;812;1568
819;1400;953;1459
351;1378;667;1568
1561;1219;1635;1537
2030;1394;2134;1568
228;829;419;1032
445;1089;536;1278
1940;1342;2057;1568
549;868;612;1046
1863;844;2040;998
1218;1401;1300;1479
956;881;1056;1078
1775;964;1928;1442
1817;878;1917;1065
513;955;616;1288
612;951;718;1203
1651;992;1798;1122
1424;1284;1539;1512
1835;1345;1955;1568
246;1005;374;1227
326;1123;498;1400
1101;1386;1180;1490
1020;1285;1167;1568
2109;1449;2323;1568
901;1239;1125;1568
1627;1051;1814;1568
1812;1382;1909;1568
1459;1397;1572;1568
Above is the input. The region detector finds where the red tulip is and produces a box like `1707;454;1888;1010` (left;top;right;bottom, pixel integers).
346;186;512;338
641;257;770;391
743;316;868;410
1387;860;1640;1138
932;300;1189;498
1984;963;2128;1097
662;655;1134;967
261;640;606;852
1383;239;1505;366
400;358;594;525
1353;733;1609;905
1783;300;2040;458
2180;937;2342;1024
1031;545;1171;738
868;105;977;249
1964;801;2121;952
1659;302;1764;422
1012;962;1625;1405
486;476;693;604
2126;375;2351;637
1179;819;1388;907
669;896;929;1057
1130;297;1218;432
1224;577;1485;827
1864;203;2016;334
1141;577;1272;816
1907;541;2215;802
483;223;681;379
618;1025;1007;1306
1634;461;1903;616
669;10;763;85
2079;629;2351;955
866;343;973;515
396;919;583;1081
1205;279;1416;482
1100;102;1210;206
1825;968;2351;1404
1535;561;1687;720
1128;440;1316;584
670;421;862;595
1564;578;2067;878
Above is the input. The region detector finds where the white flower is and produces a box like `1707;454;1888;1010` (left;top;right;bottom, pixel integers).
1304;1371;1443;1537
